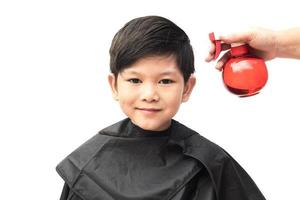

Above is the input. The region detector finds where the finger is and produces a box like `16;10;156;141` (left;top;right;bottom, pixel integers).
208;43;216;54
205;53;215;62
216;51;231;71
206;43;231;62
205;42;216;62
205;53;214;62
206;41;232;62
220;31;254;44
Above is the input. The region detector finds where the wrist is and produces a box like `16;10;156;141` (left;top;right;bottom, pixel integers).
275;28;300;59
273;30;284;58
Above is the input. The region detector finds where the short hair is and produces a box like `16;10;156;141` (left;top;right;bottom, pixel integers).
109;16;195;83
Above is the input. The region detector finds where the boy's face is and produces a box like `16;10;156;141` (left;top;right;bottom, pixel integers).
108;55;196;131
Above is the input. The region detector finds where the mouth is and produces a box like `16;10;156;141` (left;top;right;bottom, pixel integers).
137;107;161;111
136;107;162;114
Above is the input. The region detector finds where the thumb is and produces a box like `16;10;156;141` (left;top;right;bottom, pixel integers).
219;31;254;44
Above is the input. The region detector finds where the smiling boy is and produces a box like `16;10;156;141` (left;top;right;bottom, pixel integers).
108;54;195;132
56;16;266;200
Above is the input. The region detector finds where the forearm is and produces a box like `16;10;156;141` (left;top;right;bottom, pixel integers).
275;27;300;59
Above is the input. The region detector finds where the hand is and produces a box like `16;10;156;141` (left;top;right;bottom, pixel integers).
205;27;278;71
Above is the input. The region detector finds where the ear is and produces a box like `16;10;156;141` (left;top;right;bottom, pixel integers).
108;73;119;101
181;74;196;102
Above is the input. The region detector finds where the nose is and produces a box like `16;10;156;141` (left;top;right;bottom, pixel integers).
140;84;159;102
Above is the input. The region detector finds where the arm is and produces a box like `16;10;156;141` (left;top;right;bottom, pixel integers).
276;27;300;59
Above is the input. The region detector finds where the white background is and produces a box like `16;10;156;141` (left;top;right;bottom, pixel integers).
0;0;299;199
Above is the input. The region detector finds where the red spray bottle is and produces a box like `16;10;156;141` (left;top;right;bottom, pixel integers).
209;32;268;97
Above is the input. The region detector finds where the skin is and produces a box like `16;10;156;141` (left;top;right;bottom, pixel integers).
205;27;300;70
108;54;196;131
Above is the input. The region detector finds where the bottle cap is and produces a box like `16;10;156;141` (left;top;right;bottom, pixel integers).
231;43;249;56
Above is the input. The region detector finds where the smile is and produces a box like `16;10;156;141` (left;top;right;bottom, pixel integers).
136;108;162;114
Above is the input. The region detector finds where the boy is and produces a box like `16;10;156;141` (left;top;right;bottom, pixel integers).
56;16;266;200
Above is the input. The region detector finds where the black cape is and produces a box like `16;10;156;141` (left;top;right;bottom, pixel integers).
56;118;266;200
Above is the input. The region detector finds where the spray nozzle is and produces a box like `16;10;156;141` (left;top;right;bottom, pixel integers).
209;32;221;60
209;32;250;59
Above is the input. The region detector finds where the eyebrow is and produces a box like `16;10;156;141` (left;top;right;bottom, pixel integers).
122;70;177;76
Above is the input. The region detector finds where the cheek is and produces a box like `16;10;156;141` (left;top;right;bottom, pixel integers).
118;95;135;116
118;87;138;106
162;88;184;107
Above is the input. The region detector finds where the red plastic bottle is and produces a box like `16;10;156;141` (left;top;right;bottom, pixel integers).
209;32;268;97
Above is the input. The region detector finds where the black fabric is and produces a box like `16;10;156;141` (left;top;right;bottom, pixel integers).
56;118;265;200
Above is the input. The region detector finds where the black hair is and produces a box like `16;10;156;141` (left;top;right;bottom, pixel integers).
109;16;195;83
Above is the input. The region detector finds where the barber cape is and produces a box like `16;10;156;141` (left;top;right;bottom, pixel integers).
56;118;266;200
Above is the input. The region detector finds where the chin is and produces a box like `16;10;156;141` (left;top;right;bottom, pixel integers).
136;120;170;131
141;124;160;131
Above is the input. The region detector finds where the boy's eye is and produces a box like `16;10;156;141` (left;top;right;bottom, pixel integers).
159;79;174;84
127;78;142;84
